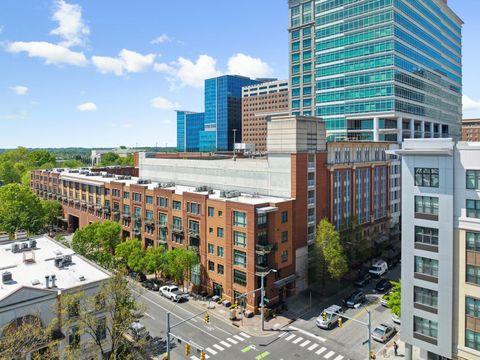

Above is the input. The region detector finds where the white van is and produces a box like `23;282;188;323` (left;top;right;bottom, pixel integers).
369;260;388;277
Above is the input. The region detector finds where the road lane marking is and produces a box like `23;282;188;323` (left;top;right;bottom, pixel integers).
300;340;311;347
308;343;319;351
285;334;296;341
205;348;217;355
191;318;198;322
333;356;344;360
227;337;238;344
213;344;224;351
144;312;155;320
220;341;231;348
315;347;327;355
241;346;251;353
233;334;245;341
277;332;286;338
256;351;270;360
190;356;200;360
324;350;335;359
288;326;326;342
239;332;251;338
292;336;304;344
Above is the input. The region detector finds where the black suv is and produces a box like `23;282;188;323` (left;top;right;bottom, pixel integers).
343;290;366;308
375;279;393;293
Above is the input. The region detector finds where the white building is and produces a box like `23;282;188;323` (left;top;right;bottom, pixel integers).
397;139;480;360
0;233;111;359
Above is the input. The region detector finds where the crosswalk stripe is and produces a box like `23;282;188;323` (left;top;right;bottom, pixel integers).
324;350;335;359
333;356;344;360
190;356;199;360
233;334;245;341
239;332;251;338
285;334;296;341
205;348;217;355
308;343;319;351
227;337;238;344
316;347;327;355
220;341;231;348
278;332;286;338
300;340;311;347
213;344;224;351
293;336;304;344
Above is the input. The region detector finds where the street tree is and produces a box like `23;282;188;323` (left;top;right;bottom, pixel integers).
141;246;165;278
96;221;122;255
0;160;21;184
0;184;45;235
386;280;401;317
99;152;120;166
163;248;199;288
115;239;145;273
42;199;62;231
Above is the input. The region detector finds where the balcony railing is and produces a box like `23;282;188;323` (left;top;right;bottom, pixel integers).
308;180;315;187
189;229;199;237
255;243;275;255
255;264;270;276
307;198;315;205
171;225;183;233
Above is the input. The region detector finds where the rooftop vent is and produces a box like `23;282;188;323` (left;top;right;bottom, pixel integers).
69;169;79;173
78;275;86;281
31;279;40;286
116;175;126;180
29;239;37;249
2;271;12;284
54;254;73;268
11;243;20;253
137;179;151;185
158;182;175;188
220;190;241;199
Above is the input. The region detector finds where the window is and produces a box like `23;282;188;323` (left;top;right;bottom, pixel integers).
467;232;480;252
173;216;182;231
466;330;480;351
146;195;153;204
123;191;130;199
467;199;480;218
208;261;215;272
233;211;246;227
233;231;246;248
217;227;224;238
414;256;438;277
302;27;311;37
466;296;480;318
157;197;168;208
217;246;224;257
234;270;247;286
415;168;439;187
68;300;79;319
145;210;153;220
415;226;439;246
291;30;300;39
415;196;439;215
234;250;246;268
209;227;213;234
187;202;201;215
281;231;288;243
414;286;438;308
258;213;267;226
467;170;480;190
414;316;437;339
281;211;288;223
133;193;142;202
217;264;224;275
158;213;167;226
208;244;214;255
189;220;199;235
467;265;480;285
208;207;214;217
218;210;223;217
96;317;107;341
281;250;288;263
173;200;182;210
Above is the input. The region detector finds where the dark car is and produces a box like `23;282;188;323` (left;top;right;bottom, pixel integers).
129;271;147;282
142;280;160;291
354;272;372;287
343;290;366;308
375;279;393;293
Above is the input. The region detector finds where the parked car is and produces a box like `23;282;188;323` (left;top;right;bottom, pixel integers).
375;278;393;293
380;291;391;307
372;323;396;343
392;314;401;325
343;290;366;308
142;279;160;291
354;272;372;287
316;305;344;329
128;322;151;341
369;260;388;277
130;271;147;282
160;285;189;302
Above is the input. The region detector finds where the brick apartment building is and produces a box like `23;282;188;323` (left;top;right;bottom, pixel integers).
462;119;480;141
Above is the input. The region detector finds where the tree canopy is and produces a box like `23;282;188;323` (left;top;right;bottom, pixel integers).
386;280;401;317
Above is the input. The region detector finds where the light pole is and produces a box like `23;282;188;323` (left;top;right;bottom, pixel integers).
232;128;237;160
260;268;277;331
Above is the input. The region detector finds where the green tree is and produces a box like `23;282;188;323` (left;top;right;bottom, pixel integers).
63;159;83;168
163;248;199;288
96;221;122;255
115;239;145;273
99;152;120;166
342;216;369;269
0;161;21;184
386;280;401;317
141;246;165;278
41;199;62;230
0;184;45;235
27;150;56;168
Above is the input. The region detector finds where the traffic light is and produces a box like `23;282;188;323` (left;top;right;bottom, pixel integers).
185;344;190;356
200;351;206;360
322;311;327;322
204;313;210;324
338;317;343;328
370;351;376;359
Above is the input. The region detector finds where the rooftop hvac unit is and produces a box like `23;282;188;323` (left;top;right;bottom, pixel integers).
20;242;29;250
29;239;37;249
54;254;73;268
78;275;86;281
124;175;132;180
2;271;12;283
116;175;125;180
11;243;20;253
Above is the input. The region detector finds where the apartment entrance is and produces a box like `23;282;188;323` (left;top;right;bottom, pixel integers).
68;215;79;232
213;283;223;297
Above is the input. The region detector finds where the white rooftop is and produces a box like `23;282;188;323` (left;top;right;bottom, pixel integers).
0;235;110;302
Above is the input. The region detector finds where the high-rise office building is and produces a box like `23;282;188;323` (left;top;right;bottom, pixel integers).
397;139;480;360
288;0;463;143
176;111;205;152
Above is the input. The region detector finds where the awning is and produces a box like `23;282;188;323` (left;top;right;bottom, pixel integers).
256;206;278;214
273;274;297;288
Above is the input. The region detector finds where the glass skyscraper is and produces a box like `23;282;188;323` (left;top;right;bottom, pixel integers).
176;111;205;152
288;0;462;142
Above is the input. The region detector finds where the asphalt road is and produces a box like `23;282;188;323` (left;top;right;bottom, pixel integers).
132;263;401;360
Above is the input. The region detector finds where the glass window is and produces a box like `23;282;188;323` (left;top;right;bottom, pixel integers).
414;226;439;246
292;76;300;85
467;232;480;252
303;50;312;60
234;231;246;248
281;211;288;223
303;74;312;84
173;200;182;210
208;207;214;217
467;265;480;285
467;200;480;218
208;244;214;254
466;296;480;318
291;5;300;16
291;41;300;51
123;191;129;199
96;317;107;341
281;250;288;263
303;39;311;48
303;86;312;95
258;213;267;226
467;170;480;190
292;64;300;74
303;62;312;72
291;30;300;40
146;195;153;204
466;329;480;351
234;250;246;268
233;270;247;286
414;316;438;339
281;231;288;243
292;100;300;109
414;286;438;308
217;246;224;257
414;256;438;277
208;261;215;272
233;211;246;227
415;168;439;187
292;88;300;97
302;27;311;37
217;264;224;275
415;196;439;215
292;53;300;63
217;227;224;238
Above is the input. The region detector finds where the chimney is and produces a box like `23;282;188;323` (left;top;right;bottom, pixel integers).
45;275;50;289
51;274;56;288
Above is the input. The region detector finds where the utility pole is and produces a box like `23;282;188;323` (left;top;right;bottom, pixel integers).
260;268;277;331
165;312;171;359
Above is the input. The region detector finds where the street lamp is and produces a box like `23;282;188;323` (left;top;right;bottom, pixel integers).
260;268;277;331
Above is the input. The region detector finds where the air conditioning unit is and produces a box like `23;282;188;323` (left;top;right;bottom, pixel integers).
21;242;29;250
11;243;20;253
2;271;12;283
29;239;37;249
54;254;72;268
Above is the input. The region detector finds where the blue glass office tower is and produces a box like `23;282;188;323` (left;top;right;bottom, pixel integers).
176;111;205;152
288;0;462;142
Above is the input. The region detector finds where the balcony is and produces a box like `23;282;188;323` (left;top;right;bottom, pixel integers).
157;235;167;244
122;213;131;220
255;243;275;255
255;264;270;276
171;225;183;234
189;229;199;238
308;180;315;187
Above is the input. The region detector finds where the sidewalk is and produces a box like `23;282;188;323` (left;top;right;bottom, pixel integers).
376;336;422;359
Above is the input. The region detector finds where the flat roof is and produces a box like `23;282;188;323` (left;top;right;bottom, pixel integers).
0;235;110;302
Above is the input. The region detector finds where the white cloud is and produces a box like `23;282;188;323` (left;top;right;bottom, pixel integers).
0;110;27;120
6;41;88;66
227;53;272;79
0;25;4;34
10;86;28;95
50;0;90;48
154;54;221;88
76;102;96;111
111;122;132;129
151;34;172;44
91;49;156;76
151;96;179;110
463;95;480;111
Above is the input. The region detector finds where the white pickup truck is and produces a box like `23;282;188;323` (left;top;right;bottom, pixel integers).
159;285;188;302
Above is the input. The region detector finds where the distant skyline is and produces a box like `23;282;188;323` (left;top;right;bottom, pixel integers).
0;0;478;148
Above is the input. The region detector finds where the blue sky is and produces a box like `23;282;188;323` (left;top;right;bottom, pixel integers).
0;0;478;148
